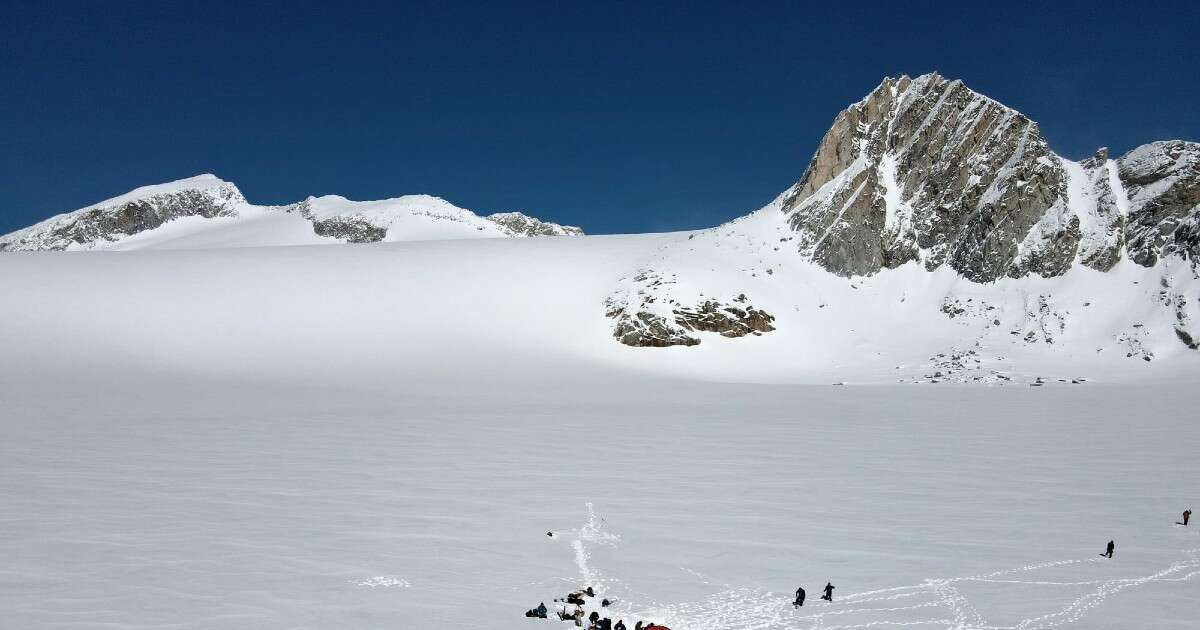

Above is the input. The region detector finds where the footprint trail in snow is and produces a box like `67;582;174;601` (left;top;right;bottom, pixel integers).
554;508;1200;630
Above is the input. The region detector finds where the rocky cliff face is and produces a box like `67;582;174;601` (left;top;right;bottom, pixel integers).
1117;141;1200;266
781;73;1200;282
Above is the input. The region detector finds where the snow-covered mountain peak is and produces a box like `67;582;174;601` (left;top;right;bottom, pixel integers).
77;173;242;211
0;173;248;251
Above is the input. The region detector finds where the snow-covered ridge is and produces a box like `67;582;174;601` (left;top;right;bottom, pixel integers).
0;176;583;251
77;173;238;212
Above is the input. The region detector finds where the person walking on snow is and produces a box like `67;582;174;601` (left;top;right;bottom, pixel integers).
821;582;835;601
1104;540;1115;558
794;586;805;607
1184;509;1192;526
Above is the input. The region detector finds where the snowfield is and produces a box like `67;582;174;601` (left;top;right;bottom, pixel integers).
1;233;1199;630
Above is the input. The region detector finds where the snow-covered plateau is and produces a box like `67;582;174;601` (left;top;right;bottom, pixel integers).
2;73;1198;630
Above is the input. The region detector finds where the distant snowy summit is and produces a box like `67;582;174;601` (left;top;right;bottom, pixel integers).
0;174;582;251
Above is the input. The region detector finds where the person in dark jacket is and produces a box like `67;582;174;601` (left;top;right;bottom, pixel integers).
1184;509;1192;526
794;586;805;606
821;582;835;601
1104;540;1115;558
614;621;627;630
560;606;583;626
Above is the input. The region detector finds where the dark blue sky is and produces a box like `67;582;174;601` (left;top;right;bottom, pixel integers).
2;1;1198;235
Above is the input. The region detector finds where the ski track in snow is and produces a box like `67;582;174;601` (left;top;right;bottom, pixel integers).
554;509;1200;630
351;576;411;588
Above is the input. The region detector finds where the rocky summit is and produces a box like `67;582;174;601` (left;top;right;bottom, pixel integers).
780;73;1200;282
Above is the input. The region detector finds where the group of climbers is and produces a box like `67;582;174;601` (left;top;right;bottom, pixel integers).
526;585;666;630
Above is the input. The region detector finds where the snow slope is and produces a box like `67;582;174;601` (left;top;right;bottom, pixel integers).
603;198;1200;380
4;233;1199;387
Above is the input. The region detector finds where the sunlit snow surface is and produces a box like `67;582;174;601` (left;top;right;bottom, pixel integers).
3;378;1197;630
2;234;1198;629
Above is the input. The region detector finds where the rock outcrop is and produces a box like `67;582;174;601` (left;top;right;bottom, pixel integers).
605;267;775;347
309;216;391;243
486;212;584;237
607;295;775;348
